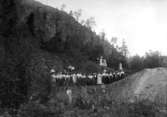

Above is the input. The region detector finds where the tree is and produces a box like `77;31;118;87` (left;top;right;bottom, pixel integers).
85;17;96;29
80;19;85;25
120;39;128;57
128;55;144;72
110;37;118;48
143;51;162;68
106;47;127;70
69;10;73;16
99;31;106;40
60;4;66;11
73;9;82;22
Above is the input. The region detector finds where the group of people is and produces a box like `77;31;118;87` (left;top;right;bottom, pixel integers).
50;69;126;86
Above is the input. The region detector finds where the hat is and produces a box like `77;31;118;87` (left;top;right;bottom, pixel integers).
50;69;55;73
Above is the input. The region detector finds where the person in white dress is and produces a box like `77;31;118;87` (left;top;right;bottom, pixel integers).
97;73;103;85
66;88;72;104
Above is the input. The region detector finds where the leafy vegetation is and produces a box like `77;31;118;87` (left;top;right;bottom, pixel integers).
0;0;166;117
0;0;127;111
128;51;165;73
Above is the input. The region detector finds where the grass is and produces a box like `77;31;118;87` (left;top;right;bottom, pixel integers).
2;71;167;117
47;85;167;117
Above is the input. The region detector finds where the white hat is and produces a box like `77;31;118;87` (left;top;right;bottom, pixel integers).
50;69;55;73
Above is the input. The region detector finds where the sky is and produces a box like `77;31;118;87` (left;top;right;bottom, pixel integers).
36;0;167;56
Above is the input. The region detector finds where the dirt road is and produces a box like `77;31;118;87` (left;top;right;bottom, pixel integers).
131;68;167;103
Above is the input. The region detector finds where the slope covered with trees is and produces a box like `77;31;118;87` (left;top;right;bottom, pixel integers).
0;0;127;110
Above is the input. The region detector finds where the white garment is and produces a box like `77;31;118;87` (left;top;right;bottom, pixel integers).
66;89;72;104
97;74;102;84
72;75;77;83
51;74;57;78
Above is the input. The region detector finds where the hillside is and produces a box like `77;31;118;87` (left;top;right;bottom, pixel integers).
1;0;160;117
0;0;121;109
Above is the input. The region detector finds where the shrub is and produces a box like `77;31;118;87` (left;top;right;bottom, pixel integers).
17;102;58;117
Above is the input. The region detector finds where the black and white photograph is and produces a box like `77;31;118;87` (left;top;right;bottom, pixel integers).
0;0;167;116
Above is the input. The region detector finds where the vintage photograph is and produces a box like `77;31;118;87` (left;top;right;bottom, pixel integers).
0;0;166;116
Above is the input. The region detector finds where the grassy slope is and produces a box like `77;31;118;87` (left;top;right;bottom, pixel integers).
49;68;167;117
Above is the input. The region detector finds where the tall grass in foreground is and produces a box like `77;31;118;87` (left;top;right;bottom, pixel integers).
13;98;166;117
1;85;166;117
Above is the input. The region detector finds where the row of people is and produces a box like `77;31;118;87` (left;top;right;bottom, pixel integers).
50;70;125;86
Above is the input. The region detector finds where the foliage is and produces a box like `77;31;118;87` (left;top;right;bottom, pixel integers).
128;55;144;72
143;51;162;68
0;0;128;110
49;87;166;117
107;47;128;70
38;3;127;70
128;51;163;73
17;102;58;117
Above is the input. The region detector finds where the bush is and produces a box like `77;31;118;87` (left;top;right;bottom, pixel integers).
17;102;58;117
74;95;92;110
128;101;158;117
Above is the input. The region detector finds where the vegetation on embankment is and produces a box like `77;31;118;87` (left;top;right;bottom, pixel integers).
16;83;167;117
0;0;126;111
